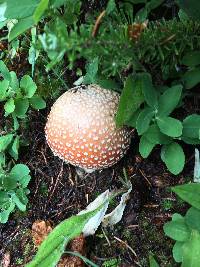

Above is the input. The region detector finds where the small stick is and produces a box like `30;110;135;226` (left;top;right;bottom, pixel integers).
92;10;106;37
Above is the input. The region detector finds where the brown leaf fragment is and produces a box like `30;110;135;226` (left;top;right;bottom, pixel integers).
2;252;10;267
31;220;53;247
58;234;86;267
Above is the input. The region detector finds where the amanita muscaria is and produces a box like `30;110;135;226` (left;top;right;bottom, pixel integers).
45;84;131;172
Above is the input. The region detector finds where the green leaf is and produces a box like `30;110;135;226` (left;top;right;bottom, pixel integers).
33;0;49;23
20;75;37;98
14;98;29;117
29;95;46;109
173;241;184;263
10;164;30;181
5;0;39;19
161;142;185;175
115;74;145;126
2;175;17;190
8;136;20;160
181;136;200;145
12;193;26;211
140;73;158;108
0;134;14;152
176;0;200;21
156;116;183;137
144;124;172;145
10;71;19;92
163;220;190;242
182;114;200;139
0;192;9;204
0;202;15;224
149;254;159;267
26;211;98;267
83;57;99;84
185;207;200;232
9;16;35;41
0;80;10;100
106;0;116;14
0;60;11;81
172;183;200;209
182;51;200;67
136;107;154;135
183;68;200;89
139;135;155;158
4;98;15;114
182;230;200;267
157;85;182;116
125;109;141;128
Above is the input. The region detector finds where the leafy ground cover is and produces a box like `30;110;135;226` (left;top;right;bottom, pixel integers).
0;0;200;266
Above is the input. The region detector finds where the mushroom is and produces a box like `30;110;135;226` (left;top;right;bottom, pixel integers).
45;84;131;173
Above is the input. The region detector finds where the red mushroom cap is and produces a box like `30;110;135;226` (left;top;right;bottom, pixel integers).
45;84;131;171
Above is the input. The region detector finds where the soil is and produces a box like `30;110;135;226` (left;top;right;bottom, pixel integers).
0;104;195;267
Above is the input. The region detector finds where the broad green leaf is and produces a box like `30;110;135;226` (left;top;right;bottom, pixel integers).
136;107;154;135
50;0;66;8
185;207;200;232
0;202;15;224
125;109;141;128
5;0;39;19
12;193;26;211
10;71;19;91
9;16;35;41
0;80;10;100
182;230;200;267
20;175;31;188
144;124;172;145
161;142;185;175
26;211;98;267
157;85;182;116
172;213;185;222
156;116;183;137
140;73;158;108
0;192;9;204
182;51;200;67
2;175;17;190
176;0;200;21
20;75;37;98
0;60;11;81
0;134;13;152
0;152;5;169
33;0;49;23
12;114;19;131
106;0;116;14
4;98;15;114
10;164;30;181
182;136;200;145
139;135;155;158
182;114;200;139
163;220;190;242
172;183;200;209
9;136;20;160
173;241;184;263
29;95;46;109
183;68;200;89
14;98;29;117
149;254;159;267
116;74;145;126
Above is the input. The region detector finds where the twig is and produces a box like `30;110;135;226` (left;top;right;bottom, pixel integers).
92;10;106;37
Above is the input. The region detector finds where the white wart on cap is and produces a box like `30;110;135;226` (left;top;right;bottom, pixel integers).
45;84;131;172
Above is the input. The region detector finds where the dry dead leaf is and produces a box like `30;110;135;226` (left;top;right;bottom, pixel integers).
31;220;53;247
2;252;10;267
58;234;85;267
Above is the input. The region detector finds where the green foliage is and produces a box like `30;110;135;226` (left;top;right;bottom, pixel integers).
26;211;97;267
164;183;200;265
0;164;31;223
0;60;46;223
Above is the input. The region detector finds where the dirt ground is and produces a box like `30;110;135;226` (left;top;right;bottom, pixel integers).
0;105;194;267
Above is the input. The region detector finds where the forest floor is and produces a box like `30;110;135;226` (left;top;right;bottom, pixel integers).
0;105;194;267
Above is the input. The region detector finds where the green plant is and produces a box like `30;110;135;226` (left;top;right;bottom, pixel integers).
164;183;200;266
0;60;46;223
102;258;120;267
115;72;200;175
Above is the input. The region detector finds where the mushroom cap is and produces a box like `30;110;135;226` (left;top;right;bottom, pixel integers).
45;84;131;171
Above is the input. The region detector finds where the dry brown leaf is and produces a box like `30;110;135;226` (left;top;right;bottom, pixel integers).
2;252;10;267
58;234;85;267
31;220;53;247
